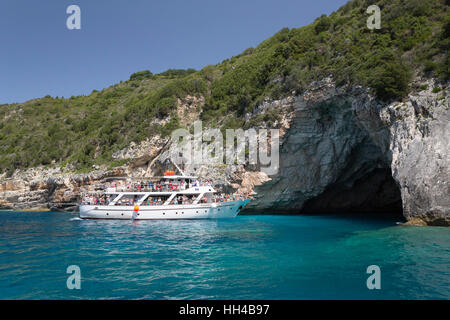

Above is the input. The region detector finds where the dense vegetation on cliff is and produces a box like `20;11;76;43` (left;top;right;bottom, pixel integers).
0;0;448;174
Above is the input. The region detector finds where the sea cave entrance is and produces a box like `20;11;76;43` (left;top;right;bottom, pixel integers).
301;168;403;218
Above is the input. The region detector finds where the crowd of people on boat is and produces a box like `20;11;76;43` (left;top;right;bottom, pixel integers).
82;192;251;206
99;179;213;193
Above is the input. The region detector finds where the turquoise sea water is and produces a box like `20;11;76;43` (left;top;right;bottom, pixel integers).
0;211;449;300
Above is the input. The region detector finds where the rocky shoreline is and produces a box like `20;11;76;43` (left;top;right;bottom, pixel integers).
1;78;448;226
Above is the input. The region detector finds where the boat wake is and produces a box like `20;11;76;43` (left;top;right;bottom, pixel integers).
70;217;83;221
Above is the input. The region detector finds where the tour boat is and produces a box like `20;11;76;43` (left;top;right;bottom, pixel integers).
79;172;251;220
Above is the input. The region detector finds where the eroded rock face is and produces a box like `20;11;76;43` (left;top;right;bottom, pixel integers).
0;79;448;226
354;80;450;225
0;167;126;211
247;77;449;226
246;78;399;214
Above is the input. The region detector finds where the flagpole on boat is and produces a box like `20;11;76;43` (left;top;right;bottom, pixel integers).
171;158;186;177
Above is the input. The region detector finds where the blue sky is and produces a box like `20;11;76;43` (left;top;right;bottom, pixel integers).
0;0;348;104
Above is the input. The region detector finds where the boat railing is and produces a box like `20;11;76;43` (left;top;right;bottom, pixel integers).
106;186;186;193
99;179;213;193
81;195;249;206
105;184;216;193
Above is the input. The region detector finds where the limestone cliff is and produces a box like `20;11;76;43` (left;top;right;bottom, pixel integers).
0;78;448;226
247;77;449;226
355;79;449;225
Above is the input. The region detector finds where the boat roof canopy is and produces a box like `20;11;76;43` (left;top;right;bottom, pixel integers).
100;175;198;183
160;175;197;180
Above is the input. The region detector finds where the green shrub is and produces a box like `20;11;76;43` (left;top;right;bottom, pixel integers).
432;87;441;93
360;50;412;100
129;70;153;81
314;15;331;34
157;68;196;78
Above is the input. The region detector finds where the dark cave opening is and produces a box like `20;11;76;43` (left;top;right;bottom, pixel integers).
300;168;404;219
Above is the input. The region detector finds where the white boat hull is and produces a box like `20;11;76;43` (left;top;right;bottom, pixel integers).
79;199;251;220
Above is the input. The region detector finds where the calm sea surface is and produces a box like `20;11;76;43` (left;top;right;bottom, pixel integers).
0;211;448;299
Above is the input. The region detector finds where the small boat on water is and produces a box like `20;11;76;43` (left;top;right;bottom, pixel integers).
79;170;252;220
